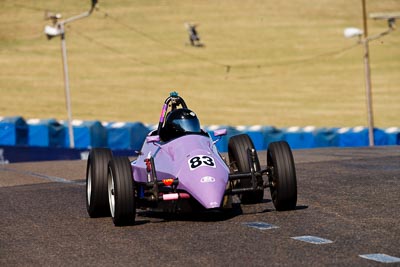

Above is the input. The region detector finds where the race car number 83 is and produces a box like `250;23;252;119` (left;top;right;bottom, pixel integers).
188;155;216;170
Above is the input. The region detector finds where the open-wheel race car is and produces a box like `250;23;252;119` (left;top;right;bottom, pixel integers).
86;92;297;226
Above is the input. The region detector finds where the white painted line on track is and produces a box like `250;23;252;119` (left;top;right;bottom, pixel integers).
291;236;333;244
242;222;279;230
359;254;400;263
1;168;85;186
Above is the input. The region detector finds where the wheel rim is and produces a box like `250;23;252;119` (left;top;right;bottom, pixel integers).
108;168;115;218
270;175;278;204
268;151;278;204
87;165;92;206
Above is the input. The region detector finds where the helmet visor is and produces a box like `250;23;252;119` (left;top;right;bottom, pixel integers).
171;117;201;133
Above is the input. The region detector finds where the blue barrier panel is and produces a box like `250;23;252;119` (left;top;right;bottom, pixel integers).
282;127;315;149
28;119;66;147
373;128;390;146
337;127;390;147
385;128;400;145
240;125;265;151
337;127;368;147
3;116;399;158
106;122;150;150
263;126;285;149
313;127;340;147
64;120;107;149
0;116;28;146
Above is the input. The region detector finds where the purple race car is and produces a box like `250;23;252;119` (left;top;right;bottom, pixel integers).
86;92;297;226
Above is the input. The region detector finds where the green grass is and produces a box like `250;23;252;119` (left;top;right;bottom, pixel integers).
1;0;399;127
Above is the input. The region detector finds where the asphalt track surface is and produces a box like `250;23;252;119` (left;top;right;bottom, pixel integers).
1;146;399;266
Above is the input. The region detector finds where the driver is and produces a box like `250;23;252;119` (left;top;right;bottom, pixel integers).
160;108;202;142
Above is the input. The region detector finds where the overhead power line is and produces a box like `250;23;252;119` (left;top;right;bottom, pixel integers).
98;9;361;76
98;10;232;73
69;27;205;78
231;43;360;79
5;1;364;78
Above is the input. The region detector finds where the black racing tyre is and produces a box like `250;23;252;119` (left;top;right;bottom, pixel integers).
86;148;113;217
228;134;264;204
108;157;136;226
267;141;297;211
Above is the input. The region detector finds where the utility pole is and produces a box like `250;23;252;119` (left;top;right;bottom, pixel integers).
345;4;398;147
361;0;375;147
44;0;98;148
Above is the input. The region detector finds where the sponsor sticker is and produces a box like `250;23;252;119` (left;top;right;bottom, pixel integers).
200;176;215;183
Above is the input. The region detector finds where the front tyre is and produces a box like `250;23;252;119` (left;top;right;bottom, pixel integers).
228;134;264;204
86;148;113;217
267;141;297;211
108;157;136;226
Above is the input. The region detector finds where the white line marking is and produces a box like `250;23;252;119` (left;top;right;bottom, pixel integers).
242;222;279;230
1;168;85;185
291;235;333;244
359;254;400;263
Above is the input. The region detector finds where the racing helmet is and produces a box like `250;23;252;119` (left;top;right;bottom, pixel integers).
161;108;201;141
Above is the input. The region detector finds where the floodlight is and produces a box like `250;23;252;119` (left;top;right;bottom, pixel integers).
344;27;363;38
44;25;62;39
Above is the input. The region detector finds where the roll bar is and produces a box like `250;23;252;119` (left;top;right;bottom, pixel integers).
157;92;188;135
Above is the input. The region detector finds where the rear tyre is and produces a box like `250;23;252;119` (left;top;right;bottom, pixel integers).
108;157;136;226
228;134;264;204
267;141;297;211
86;148;113;217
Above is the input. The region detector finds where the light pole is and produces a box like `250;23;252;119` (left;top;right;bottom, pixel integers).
44;0;98;148
344;1;398;147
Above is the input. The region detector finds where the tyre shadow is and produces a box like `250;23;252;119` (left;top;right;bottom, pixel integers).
133;201;308;225
136;203;243;223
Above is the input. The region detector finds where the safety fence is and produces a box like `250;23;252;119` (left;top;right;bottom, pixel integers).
0;116;399;163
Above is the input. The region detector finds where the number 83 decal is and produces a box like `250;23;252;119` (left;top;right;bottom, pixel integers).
188;155;216;170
